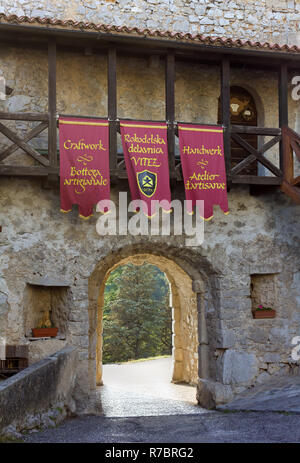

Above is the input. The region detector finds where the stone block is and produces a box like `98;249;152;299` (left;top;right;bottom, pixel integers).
0;293;8;316
224;11;235;18
218;350;258;386
219;18;230;26
172;361;183;382
249;263;282;274
263;353;281;363
192;279;205;294
247;14;259;24
194;5;206;15
172;334;182;348
248;327;269;343
197;379;234;409
216;329;236;349
0;346;77;434
199;17;214;25
174;348;183;362
235;11;244;19
268;327;289;345
28;339;67;365
268;363;281;374
256;371;271;384
7;95;31;112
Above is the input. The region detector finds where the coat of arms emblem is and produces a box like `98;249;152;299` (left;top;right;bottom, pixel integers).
137;170;157;197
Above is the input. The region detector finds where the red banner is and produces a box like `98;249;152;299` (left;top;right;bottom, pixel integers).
178;124;229;220
59;117;110;219
120;121;171;217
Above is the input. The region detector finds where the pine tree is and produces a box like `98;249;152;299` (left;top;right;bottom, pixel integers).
102;263;172;363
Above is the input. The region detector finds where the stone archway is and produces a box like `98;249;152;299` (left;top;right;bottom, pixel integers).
95;254;198;387
87;244;213;397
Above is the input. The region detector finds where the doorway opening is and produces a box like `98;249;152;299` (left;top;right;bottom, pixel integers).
93;253;200;416
102;262;172;366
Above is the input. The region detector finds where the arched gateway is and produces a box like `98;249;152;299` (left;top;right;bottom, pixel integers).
86;243;219;408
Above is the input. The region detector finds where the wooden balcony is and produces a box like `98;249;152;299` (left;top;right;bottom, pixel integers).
0;29;299;205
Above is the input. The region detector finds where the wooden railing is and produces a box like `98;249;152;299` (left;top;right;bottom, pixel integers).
280;126;300;204
0;111;59;176
229;125;283;185
0;112;299;206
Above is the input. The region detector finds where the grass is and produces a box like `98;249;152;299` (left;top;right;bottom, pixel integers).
107;354;172;365
0;435;24;443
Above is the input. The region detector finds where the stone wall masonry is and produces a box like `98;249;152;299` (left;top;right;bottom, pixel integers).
0;0;300;45
0;346;77;437
0;22;300;406
0;174;300;405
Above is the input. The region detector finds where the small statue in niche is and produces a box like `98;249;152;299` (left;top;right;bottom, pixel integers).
36;311;52;329
32;311;58;338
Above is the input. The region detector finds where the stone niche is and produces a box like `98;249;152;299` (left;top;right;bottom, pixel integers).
24;279;71;338
250;273;278;312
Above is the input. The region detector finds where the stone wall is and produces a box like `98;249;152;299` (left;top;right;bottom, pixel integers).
0;0;300;45
0;346;77;437
1;175;300;406
0;41;300;408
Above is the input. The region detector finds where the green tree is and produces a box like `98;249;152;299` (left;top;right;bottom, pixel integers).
102;264;172;363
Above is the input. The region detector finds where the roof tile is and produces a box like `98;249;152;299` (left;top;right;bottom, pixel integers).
0;13;299;53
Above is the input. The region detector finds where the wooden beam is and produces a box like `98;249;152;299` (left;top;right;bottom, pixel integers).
292;175;300;186
280;179;300;205
230;135;281;176
282;126;294;183
0;121;49;166
278;62;288;172
0;166;57;176
108;47;117;173
231;132;282;178
110;169;128;179
232;175;282;185
0;121;48;162
291;139;300;162
0;112;48;121
231;126;281;136
220;58;231;179
165;52;175;177
48;39;57;168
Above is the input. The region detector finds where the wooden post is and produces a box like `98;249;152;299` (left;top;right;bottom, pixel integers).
282;127;294;183
220;58;231;182
278;62;288;173
108;47;117;175
48;40;57;168
165;53;175;178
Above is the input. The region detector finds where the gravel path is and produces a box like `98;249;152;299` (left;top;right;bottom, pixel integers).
23;358;300;443
24;412;300;443
99;357;203;417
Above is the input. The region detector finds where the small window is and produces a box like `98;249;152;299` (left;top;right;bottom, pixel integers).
218;86;258;175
